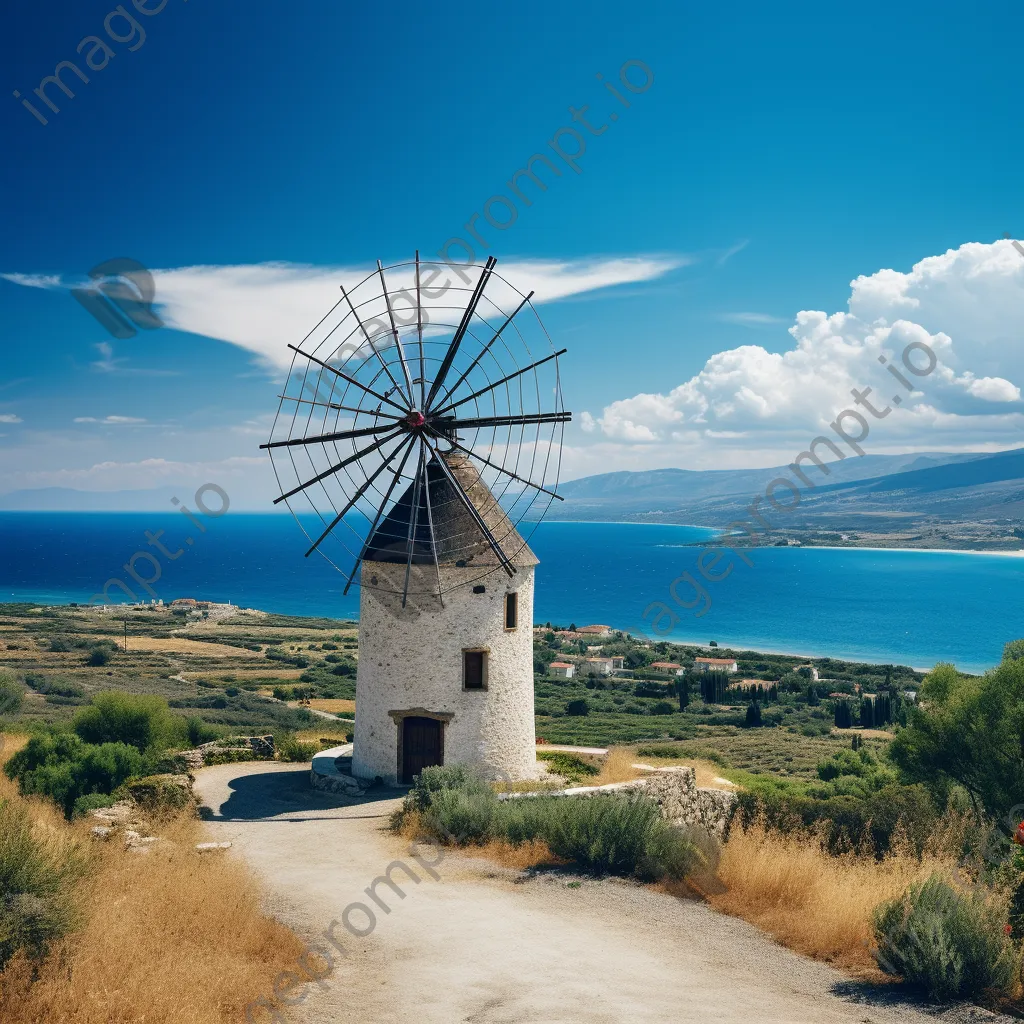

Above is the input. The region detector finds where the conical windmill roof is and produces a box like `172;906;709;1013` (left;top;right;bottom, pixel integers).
364;451;538;569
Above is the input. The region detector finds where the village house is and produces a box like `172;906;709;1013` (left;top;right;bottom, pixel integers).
577;624;612;636
649;661;684;676
548;661;575;679
694;657;738;673
583;656;615;676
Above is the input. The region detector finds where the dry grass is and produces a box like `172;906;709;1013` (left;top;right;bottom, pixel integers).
189;669;306;681
302;699;356;715
0;758;305;1022
294;727;351;747
459;839;560;870
637;755;738;790
708;818;950;975
591;746;642;786
1;733;29;761
395;810;558;871
123;637;262;657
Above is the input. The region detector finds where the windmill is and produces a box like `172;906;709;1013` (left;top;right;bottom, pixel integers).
263;256;570;783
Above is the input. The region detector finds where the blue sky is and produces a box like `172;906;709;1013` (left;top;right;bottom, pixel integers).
2;0;1023;506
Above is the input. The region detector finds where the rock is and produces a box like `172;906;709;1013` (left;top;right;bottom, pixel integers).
126;835;159;850
195;841;232;852
90;825;114;840
89;800;138;826
121;774;194;812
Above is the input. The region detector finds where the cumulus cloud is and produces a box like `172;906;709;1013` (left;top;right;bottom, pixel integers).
578;241;1024;468
0;414;22;423
3;256;683;371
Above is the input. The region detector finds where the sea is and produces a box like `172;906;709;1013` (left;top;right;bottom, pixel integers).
0;512;1020;675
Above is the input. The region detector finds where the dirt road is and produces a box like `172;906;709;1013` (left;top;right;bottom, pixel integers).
194;762;1003;1024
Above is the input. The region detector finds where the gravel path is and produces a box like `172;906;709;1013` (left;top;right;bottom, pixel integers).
194;762;1008;1024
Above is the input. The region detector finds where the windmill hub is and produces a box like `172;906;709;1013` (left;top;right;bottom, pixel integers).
403;410;426;430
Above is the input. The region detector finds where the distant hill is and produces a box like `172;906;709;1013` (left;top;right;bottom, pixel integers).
552;448;1024;532
0;487;185;511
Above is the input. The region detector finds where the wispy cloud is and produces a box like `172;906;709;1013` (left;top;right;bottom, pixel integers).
718;311;786;326
0;272;62;290
716;240;749;267
3;255;684;370
0;413;22;423
73;415;147;425
89;341;179;377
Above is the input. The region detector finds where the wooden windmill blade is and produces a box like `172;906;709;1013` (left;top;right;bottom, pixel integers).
264;256;571;607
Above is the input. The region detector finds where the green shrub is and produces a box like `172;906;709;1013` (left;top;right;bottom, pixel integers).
120;774;193;814
0;799;86;968
734;782;937;857
873;875;1018;1001
73;692;184;753
202;747;257;766
86;646;112;667
185;716;221;747
401;768;708;881
537;751;599;785
423;787;497;843
540;793;699;880
565;698;590;717
276;737;319;762
5;733;144;818
407;764;491;811
0;671;24;715
72;792;116;817
651;701;675;716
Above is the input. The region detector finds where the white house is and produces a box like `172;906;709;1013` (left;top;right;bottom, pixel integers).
650;661;684;676
583;656;614;676
577;624;612;637
549;661;575;679
694;657;738;673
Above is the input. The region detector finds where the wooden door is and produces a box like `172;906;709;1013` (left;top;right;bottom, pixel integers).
401;716;443;783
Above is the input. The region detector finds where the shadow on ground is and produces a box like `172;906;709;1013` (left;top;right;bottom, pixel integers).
198;766;407;822
830;979;996;1021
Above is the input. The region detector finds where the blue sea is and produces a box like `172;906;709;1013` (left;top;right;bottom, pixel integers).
0;513;1020;675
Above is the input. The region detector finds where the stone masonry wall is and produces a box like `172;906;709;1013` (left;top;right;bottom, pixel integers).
510;766;737;840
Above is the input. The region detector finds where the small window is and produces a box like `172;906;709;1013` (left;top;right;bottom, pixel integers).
504;592;518;631
463;649;487;690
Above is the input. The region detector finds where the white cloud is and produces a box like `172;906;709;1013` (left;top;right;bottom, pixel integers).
13;455;266;492
718;312;785;326
2;256;683;371
578;240;1024;470
0;414;22;423
0;272;62;289
73;415;147;425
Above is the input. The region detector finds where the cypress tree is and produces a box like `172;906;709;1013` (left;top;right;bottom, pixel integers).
834;700;853;729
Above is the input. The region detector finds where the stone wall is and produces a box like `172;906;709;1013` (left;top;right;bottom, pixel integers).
506;766;737;840
634;768;737;840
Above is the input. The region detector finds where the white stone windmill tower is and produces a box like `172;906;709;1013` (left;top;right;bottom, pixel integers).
264;256;570;784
